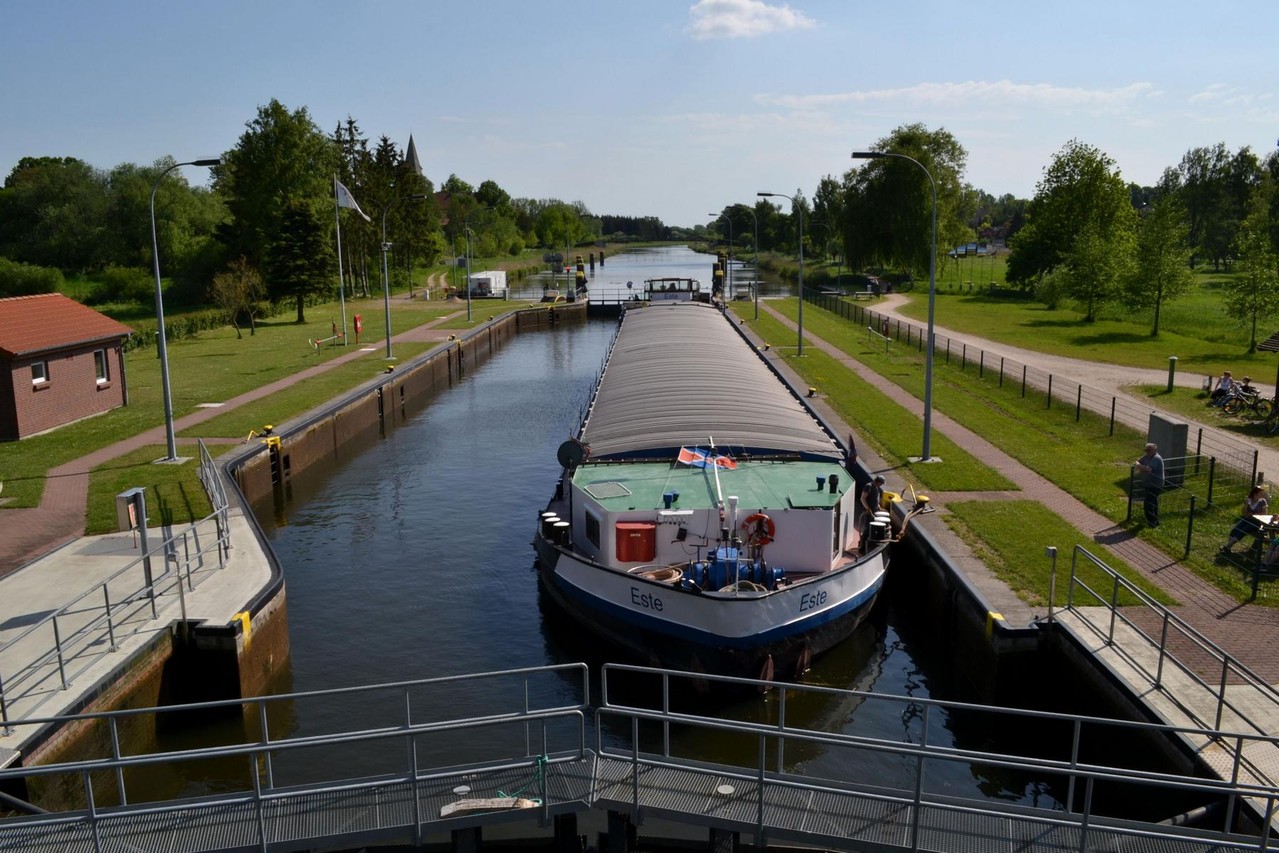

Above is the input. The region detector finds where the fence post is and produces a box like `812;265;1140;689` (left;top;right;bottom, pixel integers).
999;357;1004;387
1076;386;1082;422
1126;468;1135;522
962;343;967;370
1047;374;1053;409
1184;494;1196;559
979;351;984;379
1109;397;1116;436
1207;457;1216;507
1021;365;1027;398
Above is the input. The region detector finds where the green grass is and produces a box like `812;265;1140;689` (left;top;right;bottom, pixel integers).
943;500;1173;607
86;445;215;534
892;266;1273;375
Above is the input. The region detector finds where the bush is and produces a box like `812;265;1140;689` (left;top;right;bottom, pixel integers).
87;266;154;305
0;257;63;297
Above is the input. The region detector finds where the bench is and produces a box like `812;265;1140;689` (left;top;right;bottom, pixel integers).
851;289;876;300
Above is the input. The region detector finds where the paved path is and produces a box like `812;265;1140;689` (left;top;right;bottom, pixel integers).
755;300;1279;684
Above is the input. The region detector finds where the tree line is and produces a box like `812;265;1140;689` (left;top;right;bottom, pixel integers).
0;98;667;325
711;124;1279;349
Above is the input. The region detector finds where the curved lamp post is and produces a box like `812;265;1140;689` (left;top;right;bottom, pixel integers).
744;205;759;319
380;193;430;359
852;150;938;462
757;192;803;355
709;213;733;300
150;157;220;462
463;206;488;323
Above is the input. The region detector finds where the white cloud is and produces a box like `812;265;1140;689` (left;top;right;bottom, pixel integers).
686;0;816;40
757;80;1157;112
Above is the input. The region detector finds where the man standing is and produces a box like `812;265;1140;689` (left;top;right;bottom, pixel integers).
860;475;886;542
1135;443;1165;527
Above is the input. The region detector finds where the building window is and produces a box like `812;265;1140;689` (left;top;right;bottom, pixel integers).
585;511;601;549
94;349;109;384
31;361;48;384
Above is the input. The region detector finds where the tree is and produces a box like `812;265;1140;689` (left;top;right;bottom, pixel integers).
1125;195;1193;336
210;256;267;337
0;156;109;271
266;199;334;323
1162;143;1262;270
1226;183;1279;352
1008;139;1136;320
214;99;337;277
843;124;970;281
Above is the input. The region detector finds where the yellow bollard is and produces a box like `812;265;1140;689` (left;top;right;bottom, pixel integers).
235;611;252;648
985;611;1004;642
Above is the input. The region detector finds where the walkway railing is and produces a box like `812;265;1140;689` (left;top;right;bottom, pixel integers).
0;440;232;733
0;665;590;852
598;662;1279;848
1050;544;1279;783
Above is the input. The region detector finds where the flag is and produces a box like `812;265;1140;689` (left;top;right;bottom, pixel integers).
677;447;737;470
335;179;371;222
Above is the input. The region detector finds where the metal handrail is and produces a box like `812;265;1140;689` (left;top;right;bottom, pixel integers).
0;440;232;732
598;662;1279;844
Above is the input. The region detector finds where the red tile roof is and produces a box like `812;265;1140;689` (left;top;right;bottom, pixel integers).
0;293;133;358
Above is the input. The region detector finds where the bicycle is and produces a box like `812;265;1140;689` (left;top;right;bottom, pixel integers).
1221;383;1274;419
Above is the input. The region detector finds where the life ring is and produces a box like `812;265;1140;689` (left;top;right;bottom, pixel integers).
741;513;776;546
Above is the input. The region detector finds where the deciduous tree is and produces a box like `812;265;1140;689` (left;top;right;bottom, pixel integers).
1125;196;1193;336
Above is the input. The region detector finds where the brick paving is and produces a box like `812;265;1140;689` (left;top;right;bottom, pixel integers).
755;302;1279;685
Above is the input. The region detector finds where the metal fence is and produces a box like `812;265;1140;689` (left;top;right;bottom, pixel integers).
0;440;232;731
808;292;1262;482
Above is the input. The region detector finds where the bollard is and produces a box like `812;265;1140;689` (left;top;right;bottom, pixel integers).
1168;356;1178;393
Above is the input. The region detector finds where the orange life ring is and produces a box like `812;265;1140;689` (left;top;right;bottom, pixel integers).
741;513;776;546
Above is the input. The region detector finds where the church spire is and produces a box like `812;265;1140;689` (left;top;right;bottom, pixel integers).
405;134;423;177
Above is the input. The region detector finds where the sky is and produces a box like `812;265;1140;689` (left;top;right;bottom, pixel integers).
3;0;1278;227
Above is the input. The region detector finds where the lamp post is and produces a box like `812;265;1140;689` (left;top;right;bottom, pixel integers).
463;206;487;323
745;205;759;319
709;213;733;300
852;150;938;462
757;192;803;354
150;157;219;463
380;193;429;359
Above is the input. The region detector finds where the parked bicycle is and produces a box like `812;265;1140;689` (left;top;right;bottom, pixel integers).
1221;379;1274;419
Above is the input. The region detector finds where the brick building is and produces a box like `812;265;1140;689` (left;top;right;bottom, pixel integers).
0;293;133;440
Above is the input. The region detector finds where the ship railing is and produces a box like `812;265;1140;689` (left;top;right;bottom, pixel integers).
597;662;1279;846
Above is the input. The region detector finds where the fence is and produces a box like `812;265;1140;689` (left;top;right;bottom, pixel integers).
809;291;1261;482
0;440;232;732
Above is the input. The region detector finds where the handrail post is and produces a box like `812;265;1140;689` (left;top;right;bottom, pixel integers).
909;703;929;849
85;769;103;853
1184;494;1196;558
1216;656;1231;730
0;671;10;735
1156;614;1169;687
52;615;68;689
252;751;268;853
110;716;127;805
102;585;117;651
756;734;766;849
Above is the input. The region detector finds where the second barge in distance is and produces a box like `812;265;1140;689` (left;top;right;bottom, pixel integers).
532;300;891;683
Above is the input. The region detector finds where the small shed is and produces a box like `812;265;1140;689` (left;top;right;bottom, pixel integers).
0;293;133;440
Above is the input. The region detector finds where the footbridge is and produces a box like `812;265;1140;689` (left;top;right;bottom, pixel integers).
1;663;1277;852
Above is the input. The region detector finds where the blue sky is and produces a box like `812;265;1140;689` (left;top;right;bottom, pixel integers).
3;0;1277;227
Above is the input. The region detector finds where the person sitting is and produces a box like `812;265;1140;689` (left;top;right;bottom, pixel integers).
1223;485;1269;554
1209;371;1235;406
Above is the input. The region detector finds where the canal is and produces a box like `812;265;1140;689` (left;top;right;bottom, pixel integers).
216;246;1200;824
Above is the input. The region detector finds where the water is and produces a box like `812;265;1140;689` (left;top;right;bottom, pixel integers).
183;246;1201;822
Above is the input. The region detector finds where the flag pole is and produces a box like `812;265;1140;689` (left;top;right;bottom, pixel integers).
334;175;348;345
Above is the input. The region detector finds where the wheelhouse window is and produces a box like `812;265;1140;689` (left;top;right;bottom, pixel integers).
94;349;109;384
31;361;48;384
585;511;601;549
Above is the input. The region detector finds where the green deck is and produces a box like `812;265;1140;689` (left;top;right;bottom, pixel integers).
573;459;848;512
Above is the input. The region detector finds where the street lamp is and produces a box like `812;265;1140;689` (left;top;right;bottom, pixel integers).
757;192;804;355
463;206;487;323
852;150;938;462
380;193;429;359
744;205;759;319
150;157;220;463
709;213;732;300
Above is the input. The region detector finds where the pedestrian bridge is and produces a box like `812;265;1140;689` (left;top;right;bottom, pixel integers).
0;663;1275;852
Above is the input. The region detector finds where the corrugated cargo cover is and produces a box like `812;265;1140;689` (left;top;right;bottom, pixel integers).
579;303;840;459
